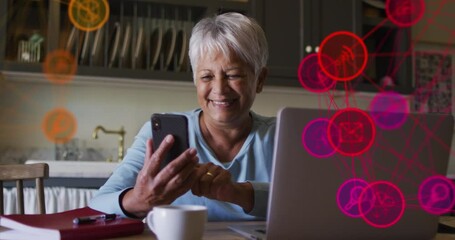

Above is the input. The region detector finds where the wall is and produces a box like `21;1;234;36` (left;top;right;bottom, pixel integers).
412;0;455;45
0;71;376;162
0;69;454;173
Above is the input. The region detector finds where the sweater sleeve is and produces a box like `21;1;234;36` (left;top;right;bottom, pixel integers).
89;122;151;217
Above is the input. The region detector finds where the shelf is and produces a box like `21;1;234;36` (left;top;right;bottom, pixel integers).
1;0;412;92
1;0;252;83
2;61;194;83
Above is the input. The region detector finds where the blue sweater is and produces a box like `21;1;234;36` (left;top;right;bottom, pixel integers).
89;108;276;221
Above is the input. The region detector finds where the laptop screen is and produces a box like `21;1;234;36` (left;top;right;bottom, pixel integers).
267;107;454;239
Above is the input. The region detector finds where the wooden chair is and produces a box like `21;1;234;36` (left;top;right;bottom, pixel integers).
0;163;49;215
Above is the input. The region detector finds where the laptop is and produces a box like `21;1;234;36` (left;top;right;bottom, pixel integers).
230;107;454;239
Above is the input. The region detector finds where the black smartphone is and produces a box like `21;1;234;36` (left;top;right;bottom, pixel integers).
151;113;189;169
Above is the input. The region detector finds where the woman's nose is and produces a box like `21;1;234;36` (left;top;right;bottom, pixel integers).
212;77;230;94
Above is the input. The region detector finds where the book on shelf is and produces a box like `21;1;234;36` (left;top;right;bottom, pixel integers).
0;207;144;240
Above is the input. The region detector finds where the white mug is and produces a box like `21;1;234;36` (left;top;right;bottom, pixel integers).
147;205;208;240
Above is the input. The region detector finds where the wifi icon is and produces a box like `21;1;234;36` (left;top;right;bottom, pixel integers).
318;31;368;82
339;46;355;62
335;46;356;77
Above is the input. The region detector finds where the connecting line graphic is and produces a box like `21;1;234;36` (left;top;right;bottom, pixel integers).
298;0;455;228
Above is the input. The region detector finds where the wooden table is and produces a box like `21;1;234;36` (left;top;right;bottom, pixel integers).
438;217;455;240
112;219;455;239
112;221;258;240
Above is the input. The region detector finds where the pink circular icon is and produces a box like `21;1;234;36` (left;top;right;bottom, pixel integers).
318;31;368;82
327;108;376;156
418;175;455;215
359;181;405;228
386;0;425;28
298;53;337;93
368;91;409;130
337;178;374;218
302;118;339;158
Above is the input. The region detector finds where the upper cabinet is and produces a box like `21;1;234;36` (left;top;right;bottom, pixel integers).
0;0;413;93
357;0;413;94
257;0;357;88
0;0;252;83
256;0;413;93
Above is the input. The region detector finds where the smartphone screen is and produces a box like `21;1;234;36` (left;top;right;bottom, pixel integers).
151;113;189;169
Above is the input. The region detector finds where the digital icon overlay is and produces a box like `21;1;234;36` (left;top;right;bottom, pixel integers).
369;91;409;130
386;0;425;28
302;118;339;158
418;175;455;215
42;108;77;144
328;108;376;156
298;53;337;93
43;50;77;84
68;0;110;32
318;31;368;82
359;181;405;228
337;178;374;218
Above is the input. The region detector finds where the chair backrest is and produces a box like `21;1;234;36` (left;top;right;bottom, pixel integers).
0;163;49;215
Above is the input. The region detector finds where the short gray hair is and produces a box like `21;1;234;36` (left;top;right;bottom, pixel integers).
188;12;268;81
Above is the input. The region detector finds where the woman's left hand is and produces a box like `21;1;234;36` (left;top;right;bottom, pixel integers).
191;163;254;212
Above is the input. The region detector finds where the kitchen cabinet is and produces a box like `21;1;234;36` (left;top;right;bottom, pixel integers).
257;0;412;93
0;0;252;83
356;0;413;94
0;0;413;93
257;0;357;87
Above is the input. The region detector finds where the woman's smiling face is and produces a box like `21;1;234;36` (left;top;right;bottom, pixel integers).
195;51;264;126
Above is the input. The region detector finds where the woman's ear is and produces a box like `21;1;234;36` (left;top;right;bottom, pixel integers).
256;67;268;93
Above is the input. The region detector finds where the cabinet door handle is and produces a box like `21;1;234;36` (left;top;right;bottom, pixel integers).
305;45;313;53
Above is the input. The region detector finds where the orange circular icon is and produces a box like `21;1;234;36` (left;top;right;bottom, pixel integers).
68;0;110;32
43;50;77;84
42;108;77;144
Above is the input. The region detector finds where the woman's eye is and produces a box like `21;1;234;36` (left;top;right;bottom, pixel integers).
227;74;242;80
200;75;212;81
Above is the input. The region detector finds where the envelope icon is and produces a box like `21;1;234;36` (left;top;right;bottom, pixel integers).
339;121;364;143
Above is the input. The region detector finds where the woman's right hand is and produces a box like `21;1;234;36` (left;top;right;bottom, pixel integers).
121;135;199;218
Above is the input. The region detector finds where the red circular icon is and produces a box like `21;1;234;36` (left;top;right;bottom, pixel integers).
386;0;425;28
359;181;405;228
327;108;376;156
43;50;77;84
318;31;368;82
298;53;337;93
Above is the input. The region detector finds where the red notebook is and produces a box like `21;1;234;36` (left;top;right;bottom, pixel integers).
0;207;144;240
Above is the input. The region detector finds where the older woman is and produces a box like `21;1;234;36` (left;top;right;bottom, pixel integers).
89;12;275;221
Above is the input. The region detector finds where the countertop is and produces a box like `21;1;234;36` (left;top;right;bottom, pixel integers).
25;160;120;178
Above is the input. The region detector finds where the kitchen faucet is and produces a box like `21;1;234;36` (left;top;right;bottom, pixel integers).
92;125;126;162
